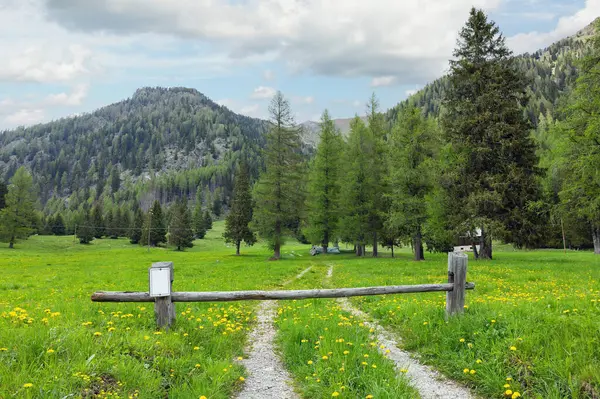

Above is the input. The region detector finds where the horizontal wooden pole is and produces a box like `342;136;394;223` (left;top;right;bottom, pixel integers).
91;282;475;303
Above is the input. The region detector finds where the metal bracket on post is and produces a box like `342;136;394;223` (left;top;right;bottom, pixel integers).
149;262;175;329
446;252;468;317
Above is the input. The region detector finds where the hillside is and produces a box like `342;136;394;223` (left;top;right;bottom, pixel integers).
0;87;268;207
386;20;596;124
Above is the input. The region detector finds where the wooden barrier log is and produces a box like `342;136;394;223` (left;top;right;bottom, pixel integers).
446;252;468;316
92;282;475;303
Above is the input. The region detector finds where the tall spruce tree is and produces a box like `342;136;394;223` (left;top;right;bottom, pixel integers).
77;210;94;244
339;117;377;256
193;203;207;239
91;204;104;238
203;210;213;231
305;109;343;253
0;167;36;248
387;105;438;261
558;19;600;254
252;91;304;259
169;198;194;251
142;200;166;246
223;163;256;255
130;207;144;244
442;8;540;259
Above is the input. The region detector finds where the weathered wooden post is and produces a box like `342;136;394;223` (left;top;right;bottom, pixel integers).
149;262;175;329
446;252;468;316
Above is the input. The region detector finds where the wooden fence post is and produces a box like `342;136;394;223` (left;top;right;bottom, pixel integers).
150;262;175;329
446;252;468;316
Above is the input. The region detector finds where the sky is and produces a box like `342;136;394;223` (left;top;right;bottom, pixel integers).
0;0;598;129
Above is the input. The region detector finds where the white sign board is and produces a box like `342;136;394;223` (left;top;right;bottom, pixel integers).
149;267;171;297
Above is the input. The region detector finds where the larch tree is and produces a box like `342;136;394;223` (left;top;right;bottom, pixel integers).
558;19;600;254
169;198;194;251
91;203;104;238
0;181;7;210
387;105;438;261
305;109;344;253
223;162;256;255
252;91;304;260
339;117;377;256
77;210;94;244
52;213;66;236
0;167;36;248
366;94;388;257
442;8;540;259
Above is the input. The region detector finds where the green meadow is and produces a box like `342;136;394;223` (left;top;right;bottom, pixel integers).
1;222;599;398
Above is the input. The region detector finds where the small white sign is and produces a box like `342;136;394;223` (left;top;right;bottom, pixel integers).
149;267;171;297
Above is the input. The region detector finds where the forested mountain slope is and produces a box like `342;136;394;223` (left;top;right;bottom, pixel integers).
0;87;268;208
387;20;596;125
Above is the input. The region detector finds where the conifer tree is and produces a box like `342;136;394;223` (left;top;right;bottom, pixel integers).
130;207;144;244
0;167;36;248
121;209;130;238
91;204;104;238
77;210;94;244
339;117;377;256
366;94;388;257
253;91;304;259
443;8;540;259
52;213;66;236
387;105;438;261
142;200;166;246
203;210;213;231
305;110;343;253
105;210;116;239
193;203;206;239
169;198;194;251
223;163;256;255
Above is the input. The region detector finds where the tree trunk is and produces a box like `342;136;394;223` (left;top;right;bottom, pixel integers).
593;226;600;255
479;226;492;260
472;240;479;260
372;232;378;257
272;222;281;260
413;232;424;261
9;235;15;249
355;243;363;256
362;244;366;256
322;231;329;255
391;244;394;258
272;243;281;260
236;241;241;256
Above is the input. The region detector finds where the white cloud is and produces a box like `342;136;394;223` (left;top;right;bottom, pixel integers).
293;96;315;105
216;98;234;108
4;109;45;127
263;69;275;81
251;86;277;100
507;0;600;54
371;76;398;87
352;100;361;108
41;0;504;83
45;84;89;106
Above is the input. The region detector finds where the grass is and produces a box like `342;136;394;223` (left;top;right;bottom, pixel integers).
1;225;599;398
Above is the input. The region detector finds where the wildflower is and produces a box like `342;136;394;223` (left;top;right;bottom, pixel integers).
423;322;428;325
506;377;513;381
459;338;465;343
463;368;469;374
144;336;150;340
504;384;510;388
0;347;7;351
512;393;521;399
366;395;374;399
307;360;313;365
372;364;377;368
47;348;55;354
470;369;476;375
476;359;482;364
193;346;200;350
332;392;340;397
108;327;115;332
343;350;349;355
510;346;517;351
23;383;33;388
491;320;496;323
363;354;369;358
505;390;513;397
239;377;245;382
93;332;102;337
237;356;243;361
322;355;328;360
200;396;207;399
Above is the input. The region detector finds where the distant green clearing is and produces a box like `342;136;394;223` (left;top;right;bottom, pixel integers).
1;223;598;398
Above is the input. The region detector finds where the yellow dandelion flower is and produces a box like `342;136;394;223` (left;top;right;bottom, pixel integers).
23;383;33;388
46;348;55;354
307;360;313;365
239;377;245;382
193;346;200;350
93;332;102;337
476;359;482;364
366;395;374;399
504;384;510;388
195;364;201;368
332;392;340;397
470;369;476;375
322;355;328;360
459;338;465;343
510;346;517;351
200;396;207;399
463;368;469;374
505;390;513;396
511;393;521;399
343;350;349;355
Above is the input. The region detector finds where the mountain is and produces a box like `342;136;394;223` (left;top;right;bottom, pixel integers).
300;117;366;146
0;87;268;209
386;20;596;125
